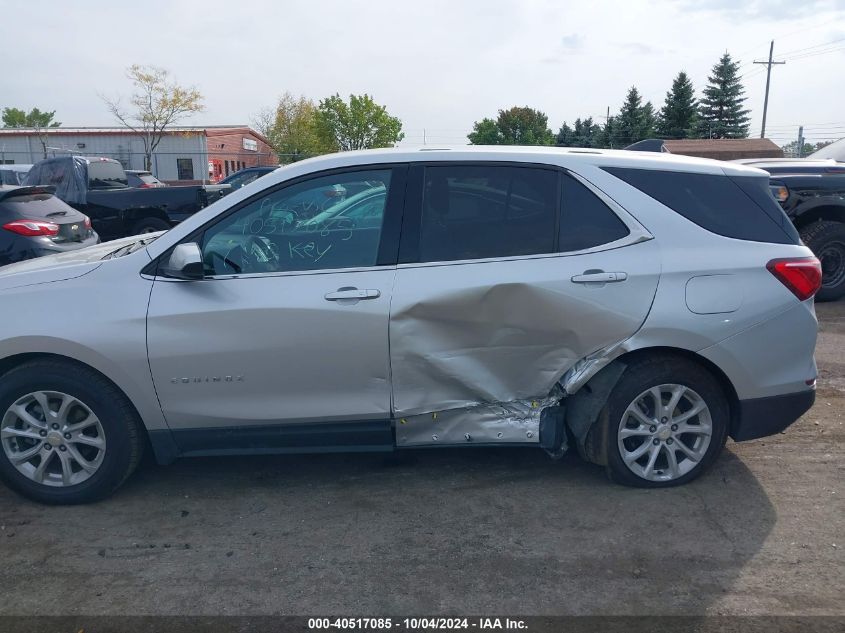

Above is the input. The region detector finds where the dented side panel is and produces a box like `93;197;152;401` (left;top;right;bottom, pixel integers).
388;241;661;443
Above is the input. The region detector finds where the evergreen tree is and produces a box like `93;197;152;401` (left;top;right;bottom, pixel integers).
657;71;698;139
615;87;656;146
696;53;751;139
556;117;602;147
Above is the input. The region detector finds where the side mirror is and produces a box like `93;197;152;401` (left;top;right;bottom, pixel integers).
161;242;204;280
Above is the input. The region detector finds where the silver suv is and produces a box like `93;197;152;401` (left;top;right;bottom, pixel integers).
0;147;821;504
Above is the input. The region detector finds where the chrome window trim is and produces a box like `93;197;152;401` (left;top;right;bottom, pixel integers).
160;264;396;282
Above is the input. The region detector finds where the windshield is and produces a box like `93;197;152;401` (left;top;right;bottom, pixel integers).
88;161;128;189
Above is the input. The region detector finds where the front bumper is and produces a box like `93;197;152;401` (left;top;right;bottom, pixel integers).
731;389;816;441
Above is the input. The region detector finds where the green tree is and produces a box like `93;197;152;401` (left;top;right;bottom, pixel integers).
657;72;698;139
468;107;554;145
696;53;750;139
467;117;501;144
556;117;602;147
101;64;204;170
254;93;330;162
2;107;61;159
315;93;404;152
616;87;657;146
594;116;618;149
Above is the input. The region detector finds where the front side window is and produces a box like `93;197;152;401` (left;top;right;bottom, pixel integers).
418;165;557;262
201;169;391;276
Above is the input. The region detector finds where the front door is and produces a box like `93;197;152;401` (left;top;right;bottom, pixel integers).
146;166;406;446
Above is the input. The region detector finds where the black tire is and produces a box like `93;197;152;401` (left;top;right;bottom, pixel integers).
0;360;144;504
800;220;845;302
603;355;729;488
130;217;171;235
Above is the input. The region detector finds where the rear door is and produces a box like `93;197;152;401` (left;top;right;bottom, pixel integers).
390;163;660;416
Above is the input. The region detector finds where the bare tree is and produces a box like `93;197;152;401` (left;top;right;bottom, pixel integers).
101;65;204;170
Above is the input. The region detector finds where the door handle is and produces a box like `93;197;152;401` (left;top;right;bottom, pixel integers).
571;271;628;284
324;287;381;301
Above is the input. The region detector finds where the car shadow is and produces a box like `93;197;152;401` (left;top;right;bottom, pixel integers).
0;445;775;615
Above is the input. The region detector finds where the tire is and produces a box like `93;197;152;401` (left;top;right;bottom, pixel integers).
130;217;171;235
800;220;845;302
603;355;729;488
0;360;144;504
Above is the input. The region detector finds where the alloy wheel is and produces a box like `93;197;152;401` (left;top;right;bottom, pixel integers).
1;391;107;487
617;383;712;482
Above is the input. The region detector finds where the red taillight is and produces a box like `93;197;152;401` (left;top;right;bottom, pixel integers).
2;220;60;237
767;257;822;301
139;183;152;188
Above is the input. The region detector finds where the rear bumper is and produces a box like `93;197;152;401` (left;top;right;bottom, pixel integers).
731;389;815;441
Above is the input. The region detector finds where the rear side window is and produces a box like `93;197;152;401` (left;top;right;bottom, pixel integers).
419;165;557;262
559;173;629;251
603;167;799;245
87;161;128;189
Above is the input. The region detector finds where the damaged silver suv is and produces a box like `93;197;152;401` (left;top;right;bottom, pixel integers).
0;147;821;503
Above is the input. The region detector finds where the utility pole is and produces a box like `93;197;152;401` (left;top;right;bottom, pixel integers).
797;125;805;158
754;41;785;138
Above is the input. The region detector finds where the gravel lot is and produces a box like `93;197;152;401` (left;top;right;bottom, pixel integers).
0;303;842;617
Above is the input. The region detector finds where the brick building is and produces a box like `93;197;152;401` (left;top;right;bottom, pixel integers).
0;125;277;184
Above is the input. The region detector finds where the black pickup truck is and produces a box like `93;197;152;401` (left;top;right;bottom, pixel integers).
23;156;229;240
736;157;845;301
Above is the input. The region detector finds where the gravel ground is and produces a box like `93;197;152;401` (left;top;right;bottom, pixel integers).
0;303;842;617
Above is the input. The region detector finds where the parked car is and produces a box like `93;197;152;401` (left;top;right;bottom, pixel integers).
23;156;229;239
219;166;277;190
0;185;99;266
735;157;845;301
0;164;33;186
0;147;820;504
807;137;845;161
125;170;166;188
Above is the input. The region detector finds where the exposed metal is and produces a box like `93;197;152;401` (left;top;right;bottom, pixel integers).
1;391;107;487
617;384;713;482
397;388;563;447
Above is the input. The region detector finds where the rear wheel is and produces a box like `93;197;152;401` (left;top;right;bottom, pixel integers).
131;217;171;235
800;220;845;302
0;360;144;504
604;356;729;488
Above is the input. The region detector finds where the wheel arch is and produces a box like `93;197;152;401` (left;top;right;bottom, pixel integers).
792;204;845;230
565;345;739;466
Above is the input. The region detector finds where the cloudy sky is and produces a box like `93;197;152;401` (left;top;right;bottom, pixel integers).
3;0;844;147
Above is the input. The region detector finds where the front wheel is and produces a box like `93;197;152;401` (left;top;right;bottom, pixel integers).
0;360;144;504
604;356;729;488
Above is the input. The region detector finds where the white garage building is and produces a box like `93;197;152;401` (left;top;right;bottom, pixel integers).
0;125;276;183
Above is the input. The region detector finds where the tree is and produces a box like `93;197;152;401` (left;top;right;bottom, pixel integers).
696;53;751;139
780;140;816;158
101;65;204;170
315;93;404;152
556;117;602;147
467;107;554;145
467;117;501;144
2;107;61;159
615;87;657;147
255;93;330;162
657;71;698;139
